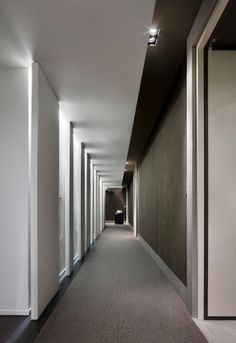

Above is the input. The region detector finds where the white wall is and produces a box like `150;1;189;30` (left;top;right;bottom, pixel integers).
85;153;91;251
30;63;59;320
73;134;81;261
102;183;106;230
90;162;94;244
59;112;68;278
84;152;88;251
96;173;101;238
125;186;128;224
208;50;236;316
93;169;97;240
100;180;104;231
0;67;29;315
80;143;86;257
133;164;138;237
73;134;79;261
188;0;229;318
60;114;77;276
68;124;74;268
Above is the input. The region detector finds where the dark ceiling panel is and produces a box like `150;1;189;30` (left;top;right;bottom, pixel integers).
210;1;236;48
123;170;133;187
122;161;135;186
127;0;203;163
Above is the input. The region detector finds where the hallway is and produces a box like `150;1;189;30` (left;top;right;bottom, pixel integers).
34;226;206;343
1;1;236;342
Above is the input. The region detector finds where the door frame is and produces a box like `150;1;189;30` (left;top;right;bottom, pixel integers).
187;0;229;319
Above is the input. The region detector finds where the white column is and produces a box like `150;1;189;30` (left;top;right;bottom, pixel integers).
133;164;138;237
84;152;88;252
125;186;128;224
30;63;59;320
96;172;100;238
93;169;97;240
90;162;94;244
0;66;29;315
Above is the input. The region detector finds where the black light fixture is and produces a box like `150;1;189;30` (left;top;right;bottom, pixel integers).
148;27;160;46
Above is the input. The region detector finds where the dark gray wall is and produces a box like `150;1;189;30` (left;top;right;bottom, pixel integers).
128;180;133;227
105;189;126;221
127;0;202;162
138;65;187;285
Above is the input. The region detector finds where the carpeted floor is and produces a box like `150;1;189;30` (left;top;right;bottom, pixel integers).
35;226;207;343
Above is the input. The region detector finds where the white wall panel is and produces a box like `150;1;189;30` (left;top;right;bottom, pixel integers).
90;162;94;244
80;143;86;258
59;112;69;278
208;50;236;316
96;173;100;238
73;134;81;261
85;153;91;251
93;169;97;240
0;67;29;315
31;63;59;319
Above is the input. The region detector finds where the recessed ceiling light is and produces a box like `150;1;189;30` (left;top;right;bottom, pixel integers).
148;36;156;44
148;27;160;47
149;27;158;36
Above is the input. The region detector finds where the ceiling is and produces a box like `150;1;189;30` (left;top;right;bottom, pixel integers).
0;0;156;185
210;0;236;48
127;0;203;163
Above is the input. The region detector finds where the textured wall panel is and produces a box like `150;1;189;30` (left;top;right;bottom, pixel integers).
138;67;187;285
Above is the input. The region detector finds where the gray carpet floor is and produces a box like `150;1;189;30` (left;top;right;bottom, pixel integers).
35;226;207;343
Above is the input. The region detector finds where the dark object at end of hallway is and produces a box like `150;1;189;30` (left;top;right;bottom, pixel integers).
115;210;124;224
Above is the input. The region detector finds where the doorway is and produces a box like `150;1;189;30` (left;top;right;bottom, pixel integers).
194;0;236;319
105;187;127;225
204;3;236;317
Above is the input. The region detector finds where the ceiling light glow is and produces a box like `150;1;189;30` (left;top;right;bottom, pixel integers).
148;36;156;44
149;27;158;36
148;27;160;47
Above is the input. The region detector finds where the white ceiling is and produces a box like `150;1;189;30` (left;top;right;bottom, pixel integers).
0;0;155;184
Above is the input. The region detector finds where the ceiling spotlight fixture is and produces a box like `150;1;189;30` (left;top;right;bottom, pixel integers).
148;27;160;46
148;36;156;44
149;27;158;36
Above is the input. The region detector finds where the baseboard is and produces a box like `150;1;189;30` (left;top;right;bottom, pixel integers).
59;268;66;283
95;232;101;240
73;255;79;265
138;235;187;303
0;308;31;316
